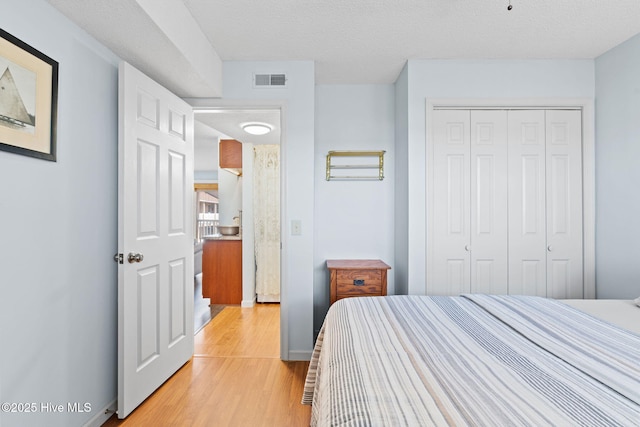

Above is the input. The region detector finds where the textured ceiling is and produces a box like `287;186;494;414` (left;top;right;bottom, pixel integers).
183;0;640;84
47;0;640;88
45;0;640;172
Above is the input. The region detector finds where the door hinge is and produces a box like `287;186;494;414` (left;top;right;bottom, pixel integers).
114;253;124;264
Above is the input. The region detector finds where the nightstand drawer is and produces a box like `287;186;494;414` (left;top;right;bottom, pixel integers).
327;259;391;305
336;269;382;296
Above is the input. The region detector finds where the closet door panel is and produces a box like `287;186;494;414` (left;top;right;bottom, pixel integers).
546;110;583;298
519;260;544;294
429;107;584;299
431;110;471;295
470;110;508;294
508;110;547;296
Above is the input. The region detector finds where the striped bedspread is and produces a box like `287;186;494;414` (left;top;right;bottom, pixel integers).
302;295;640;426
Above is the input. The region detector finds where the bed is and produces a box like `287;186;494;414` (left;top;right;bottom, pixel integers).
302;295;640;426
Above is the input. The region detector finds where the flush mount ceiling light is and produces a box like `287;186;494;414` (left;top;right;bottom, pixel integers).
242;122;273;135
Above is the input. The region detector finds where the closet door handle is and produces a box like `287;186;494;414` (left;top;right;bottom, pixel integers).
547;245;553;252
464;245;470;252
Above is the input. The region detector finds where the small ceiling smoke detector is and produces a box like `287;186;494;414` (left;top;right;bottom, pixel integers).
242;122;273;135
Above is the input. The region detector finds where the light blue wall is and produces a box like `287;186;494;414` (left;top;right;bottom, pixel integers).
394;64;409;296
313;84;396;335
1;5;636;425
222;61;316;359
0;1;119;426
403;59;596;295
595;34;640;299
194;170;217;182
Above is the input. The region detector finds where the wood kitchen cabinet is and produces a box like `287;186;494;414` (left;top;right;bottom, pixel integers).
327;259;391;305
219;139;242;173
203;239;242;304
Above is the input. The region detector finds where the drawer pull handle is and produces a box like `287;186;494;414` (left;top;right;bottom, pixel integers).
354;279;365;286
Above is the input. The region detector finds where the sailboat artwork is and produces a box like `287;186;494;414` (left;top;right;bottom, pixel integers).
0;65;35;132
0;27;58;161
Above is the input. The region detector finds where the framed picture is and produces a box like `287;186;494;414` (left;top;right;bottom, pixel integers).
0;28;58;161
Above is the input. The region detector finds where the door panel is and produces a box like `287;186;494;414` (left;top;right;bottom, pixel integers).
446;259;467;296
169;258;187;345
513;259;544;295
549;259;571;298
546;110;583;298
549;155;570;234
168;151;186;234
508;110;547;296
470;110;508;294
447;155;466;235
137;266;160;367
431;110;471;295
474;260;496;293
137;140;160;237
475;155;495;234
118;61;194;418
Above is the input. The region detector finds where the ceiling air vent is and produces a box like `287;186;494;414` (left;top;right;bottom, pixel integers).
253;73;287;88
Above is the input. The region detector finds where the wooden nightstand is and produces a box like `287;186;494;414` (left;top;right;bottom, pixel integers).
327;259;391;305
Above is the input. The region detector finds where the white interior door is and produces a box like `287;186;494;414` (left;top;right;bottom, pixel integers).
470;110;508;294
545;110;583;298
431;109;471;295
507;110;547;296
117;61;194;418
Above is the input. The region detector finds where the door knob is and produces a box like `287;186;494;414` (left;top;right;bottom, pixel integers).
547;245;553;252
464;245;470;252
127;252;144;263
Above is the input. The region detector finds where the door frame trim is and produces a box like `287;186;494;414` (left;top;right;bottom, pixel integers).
186;98;289;359
425;98;595;298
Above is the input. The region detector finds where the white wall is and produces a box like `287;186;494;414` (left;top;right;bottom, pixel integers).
403;59;596;295
595;34;640;299
222;61;315;359
313;85;396;334
241;142;256;306
193;121;218;181
0;1;119;426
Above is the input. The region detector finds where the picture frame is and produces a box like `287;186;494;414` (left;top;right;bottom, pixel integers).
0;28;58;162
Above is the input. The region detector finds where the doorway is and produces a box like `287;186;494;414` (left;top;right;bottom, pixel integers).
193;185;219;333
191;103;285;357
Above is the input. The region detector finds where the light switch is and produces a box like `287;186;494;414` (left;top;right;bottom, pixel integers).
291;220;302;236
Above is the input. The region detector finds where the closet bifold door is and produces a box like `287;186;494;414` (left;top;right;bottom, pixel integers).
431;110;509;295
508;110;547;296
431;108;584;298
470;110;508;294
507;110;583;298
431;109;471;295
545;110;583;298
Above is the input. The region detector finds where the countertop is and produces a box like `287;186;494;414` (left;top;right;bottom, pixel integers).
203;235;242;241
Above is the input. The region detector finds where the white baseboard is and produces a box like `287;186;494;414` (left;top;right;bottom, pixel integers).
83;398;116;427
241;297;256;307
287;350;312;361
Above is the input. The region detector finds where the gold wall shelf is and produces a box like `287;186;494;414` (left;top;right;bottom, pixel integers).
326;150;386;181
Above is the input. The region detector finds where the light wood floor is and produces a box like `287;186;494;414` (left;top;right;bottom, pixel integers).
104;304;311;426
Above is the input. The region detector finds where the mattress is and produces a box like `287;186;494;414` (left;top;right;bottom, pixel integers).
562;299;640;334
302;295;640;426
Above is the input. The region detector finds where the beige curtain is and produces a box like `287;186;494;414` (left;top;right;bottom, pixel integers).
253;145;280;302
